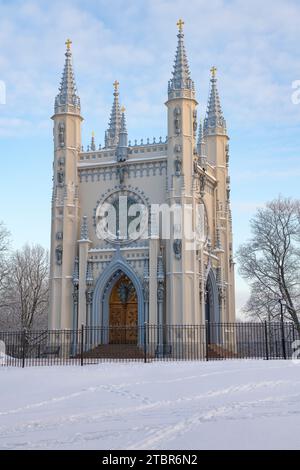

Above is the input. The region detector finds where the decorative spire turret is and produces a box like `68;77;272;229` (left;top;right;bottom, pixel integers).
72;257;79;287
168;19;195;99
203;67;226;135
116;106;128;162
55;39;81;114
105;80;122;148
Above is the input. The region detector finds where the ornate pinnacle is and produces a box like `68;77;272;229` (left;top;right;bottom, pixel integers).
91;131;96;151
80;215;89;240
55;39;80;113
168;19;194;96
105;82;122;148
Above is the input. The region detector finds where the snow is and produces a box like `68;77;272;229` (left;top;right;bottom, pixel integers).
0;360;300;450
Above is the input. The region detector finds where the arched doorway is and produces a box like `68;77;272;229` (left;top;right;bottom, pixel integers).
205;269;220;343
109;274;138;344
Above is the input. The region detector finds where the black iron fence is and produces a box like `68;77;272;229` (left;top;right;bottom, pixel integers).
0;322;299;367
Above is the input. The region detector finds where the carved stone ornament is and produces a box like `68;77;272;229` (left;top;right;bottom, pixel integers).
174;157;182;176
193;110;197;133
174;107;181;135
200;173;206;197
173;239;182;260
57;169;64;184
86;290;93;305
55;245;63;265
157;281;165;302
56;231;63;241
193;158;199;175
117;165;127;184
58;122;65;148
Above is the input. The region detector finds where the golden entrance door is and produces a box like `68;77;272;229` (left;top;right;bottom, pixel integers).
109;275;138;344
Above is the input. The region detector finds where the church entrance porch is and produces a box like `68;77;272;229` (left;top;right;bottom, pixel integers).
109;274;138;344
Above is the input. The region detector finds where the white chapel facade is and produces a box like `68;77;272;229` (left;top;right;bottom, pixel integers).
49;21;236;334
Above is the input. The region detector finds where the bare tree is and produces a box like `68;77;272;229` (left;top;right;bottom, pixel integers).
242;281;284;322
237;196;300;333
2;244;49;330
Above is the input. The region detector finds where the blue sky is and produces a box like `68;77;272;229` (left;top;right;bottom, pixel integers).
0;0;300;314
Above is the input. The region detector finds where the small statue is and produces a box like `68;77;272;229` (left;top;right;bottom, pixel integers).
174;158;182;176
173;239;182;260
174;118;180;134
174;108;181;134
117;165;127;184
57;170;64;184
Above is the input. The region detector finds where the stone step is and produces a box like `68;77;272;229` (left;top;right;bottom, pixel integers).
207;343;237;359
83;343;145;359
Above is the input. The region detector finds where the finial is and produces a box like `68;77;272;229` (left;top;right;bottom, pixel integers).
92;130;95;137
65;38;72;51
113;80;119;92
210;66;217;79
177;18;184;32
121;105;126;113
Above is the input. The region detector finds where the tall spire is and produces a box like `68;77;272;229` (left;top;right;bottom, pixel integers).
105;80;122;148
55;39;80;114
168;19;195;99
203;66;226;135
116;106;128;162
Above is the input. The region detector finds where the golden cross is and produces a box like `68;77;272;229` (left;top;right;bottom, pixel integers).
113;80;119;91
121;105;126;113
177;19;184;32
92;130;95;138
65;38;72;50
210;66;217;78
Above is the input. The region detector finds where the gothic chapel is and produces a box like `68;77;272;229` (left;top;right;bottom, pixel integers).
49;21;236;337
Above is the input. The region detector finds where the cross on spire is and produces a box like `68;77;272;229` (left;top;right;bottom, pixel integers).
65;38;72;50
113;80;119;91
177;18;184;32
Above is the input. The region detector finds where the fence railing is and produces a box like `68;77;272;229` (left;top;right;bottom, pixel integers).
0;322;299;367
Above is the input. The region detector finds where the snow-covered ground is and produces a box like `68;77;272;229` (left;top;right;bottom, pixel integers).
0;360;300;450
